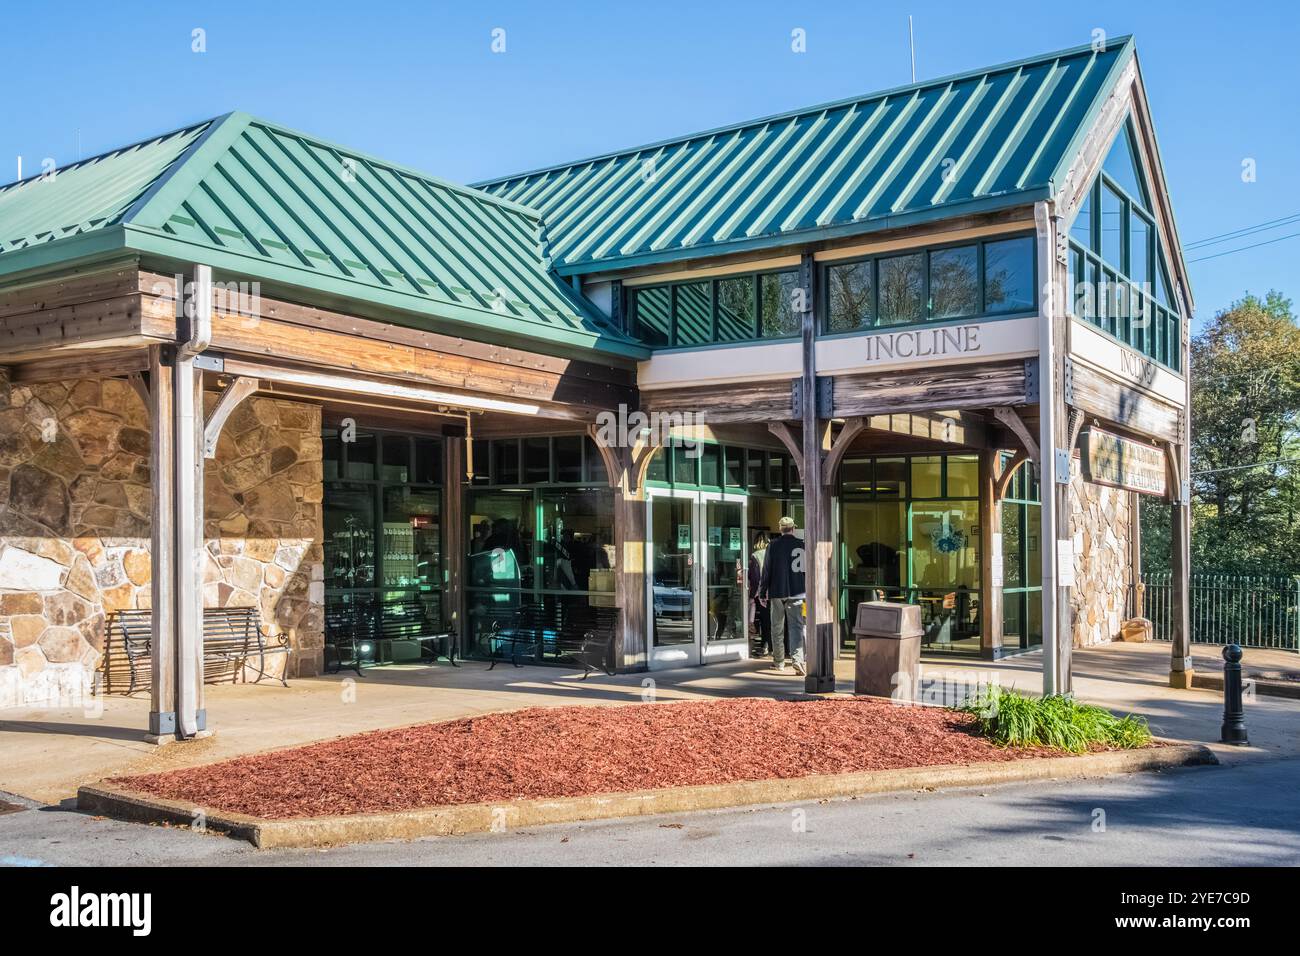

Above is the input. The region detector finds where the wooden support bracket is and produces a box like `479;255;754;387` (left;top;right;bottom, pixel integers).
128;371;150;408
993;449;1029;501
767;421;805;481
991;406;1040;463
821;417;865;487
585;423;627;490
202;376;258;459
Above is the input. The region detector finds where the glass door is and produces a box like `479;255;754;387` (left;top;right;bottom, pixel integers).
647;489;748;669
701;494;747;662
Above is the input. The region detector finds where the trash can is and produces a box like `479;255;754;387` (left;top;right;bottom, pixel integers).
853;601;924;699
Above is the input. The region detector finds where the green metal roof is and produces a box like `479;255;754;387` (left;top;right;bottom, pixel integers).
0;113;644;359
475;38;1136;275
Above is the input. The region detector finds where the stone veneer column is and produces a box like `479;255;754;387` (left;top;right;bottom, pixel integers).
0;373;326;707
1067;462;1134;647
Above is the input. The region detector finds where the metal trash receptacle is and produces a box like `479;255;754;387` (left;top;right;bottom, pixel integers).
853;601;924;699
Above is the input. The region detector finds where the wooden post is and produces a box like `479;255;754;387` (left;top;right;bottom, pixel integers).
147;345;176;740
1167;442;1193;687
799;253;835;693
979;448;1003;656
1129;491;1144;618
441;433;466;653
174;263;211;738
1036;202;1074;695
615;471;648;670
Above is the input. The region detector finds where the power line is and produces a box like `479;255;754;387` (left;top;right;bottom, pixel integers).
1187;229;1300;264
1185;211;1300;250
1193;456;1300;477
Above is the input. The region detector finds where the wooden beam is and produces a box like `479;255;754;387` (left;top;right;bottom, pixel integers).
10;349;150;384
831;360;1028;418
202;376;259;458
991;406;1040;463
1066;359;1182;443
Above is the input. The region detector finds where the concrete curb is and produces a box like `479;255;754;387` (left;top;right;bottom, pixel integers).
77;742;1218;849
1193;673;1300;700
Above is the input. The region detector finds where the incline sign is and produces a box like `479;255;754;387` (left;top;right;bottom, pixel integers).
1080;428;1168;497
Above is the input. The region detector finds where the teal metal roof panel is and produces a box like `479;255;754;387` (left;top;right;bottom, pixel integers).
0;113;641;357
0;122;209;254
476;39;1134;273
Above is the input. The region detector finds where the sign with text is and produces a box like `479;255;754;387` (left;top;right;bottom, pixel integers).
1080;428;1168;497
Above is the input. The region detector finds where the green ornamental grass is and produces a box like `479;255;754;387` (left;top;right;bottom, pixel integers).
959;685;1152;753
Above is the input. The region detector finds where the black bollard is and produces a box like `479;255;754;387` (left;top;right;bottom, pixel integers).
1220;643;1249;746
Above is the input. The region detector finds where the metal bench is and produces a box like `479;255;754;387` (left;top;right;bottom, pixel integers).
488;602;618;679
323;600;455;675
107;607;290;695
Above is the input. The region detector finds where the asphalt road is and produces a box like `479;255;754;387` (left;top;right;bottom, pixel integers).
2;758;1298;866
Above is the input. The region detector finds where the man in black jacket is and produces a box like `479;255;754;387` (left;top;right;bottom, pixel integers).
757;516;806;675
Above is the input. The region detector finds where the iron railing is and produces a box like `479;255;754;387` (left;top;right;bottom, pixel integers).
1139;572;1300;651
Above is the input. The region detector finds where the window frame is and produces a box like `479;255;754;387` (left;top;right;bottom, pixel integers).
818;231;1038;336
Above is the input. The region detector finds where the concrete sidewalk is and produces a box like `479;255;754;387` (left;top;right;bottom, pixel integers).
2;641;1296;805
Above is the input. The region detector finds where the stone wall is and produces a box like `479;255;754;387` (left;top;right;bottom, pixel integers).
0;371;324;707
1069;461;1134;648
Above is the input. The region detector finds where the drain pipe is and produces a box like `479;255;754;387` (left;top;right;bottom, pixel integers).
174;265;212;738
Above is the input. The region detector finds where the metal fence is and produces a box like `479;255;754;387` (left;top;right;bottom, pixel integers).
1140;572;1300;650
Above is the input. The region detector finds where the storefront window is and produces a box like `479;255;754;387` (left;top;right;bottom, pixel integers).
1000;454;1042;650
323;428;443;663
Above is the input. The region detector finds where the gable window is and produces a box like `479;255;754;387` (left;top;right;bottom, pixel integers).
1065;118;1182;372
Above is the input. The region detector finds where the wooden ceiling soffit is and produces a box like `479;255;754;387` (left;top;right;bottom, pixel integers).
206;355;590;421
861;410;989;448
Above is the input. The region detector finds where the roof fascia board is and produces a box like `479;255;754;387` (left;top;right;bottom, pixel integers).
122;225;649;361
553;189;1048;276
0;227;133;286
124;111;254;229
1127;57;1194;314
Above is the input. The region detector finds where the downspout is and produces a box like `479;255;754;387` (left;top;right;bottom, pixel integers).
175;264;212;738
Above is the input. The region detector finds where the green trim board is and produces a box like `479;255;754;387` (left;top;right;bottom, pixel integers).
477;38;1138;275
0;112;644;360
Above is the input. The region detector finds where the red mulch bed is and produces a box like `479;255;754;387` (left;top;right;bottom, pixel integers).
113;697;1056;820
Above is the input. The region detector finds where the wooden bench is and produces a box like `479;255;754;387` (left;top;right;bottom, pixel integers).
324;600;456;675
488;602;618;679
107;608;290;695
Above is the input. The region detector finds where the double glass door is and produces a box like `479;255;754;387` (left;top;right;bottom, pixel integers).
647;489;748;669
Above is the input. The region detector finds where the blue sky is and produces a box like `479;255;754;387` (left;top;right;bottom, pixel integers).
2;0;1296;327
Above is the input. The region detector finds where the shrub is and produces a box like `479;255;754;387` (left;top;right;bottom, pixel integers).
959;686;1152;753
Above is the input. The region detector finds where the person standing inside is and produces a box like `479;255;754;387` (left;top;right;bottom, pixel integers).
748;531;771;657
757;516;806;675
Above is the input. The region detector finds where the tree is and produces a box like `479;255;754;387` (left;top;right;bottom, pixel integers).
1150;291;1300;574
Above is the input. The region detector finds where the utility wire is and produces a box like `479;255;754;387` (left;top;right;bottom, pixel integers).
1185;210;1300;249
1193;456;1300;477
1187;230;1300;263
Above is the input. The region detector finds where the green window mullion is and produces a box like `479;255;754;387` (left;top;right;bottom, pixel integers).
753;275;762;338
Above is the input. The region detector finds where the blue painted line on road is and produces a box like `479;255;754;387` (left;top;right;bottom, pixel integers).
2;855;52;867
